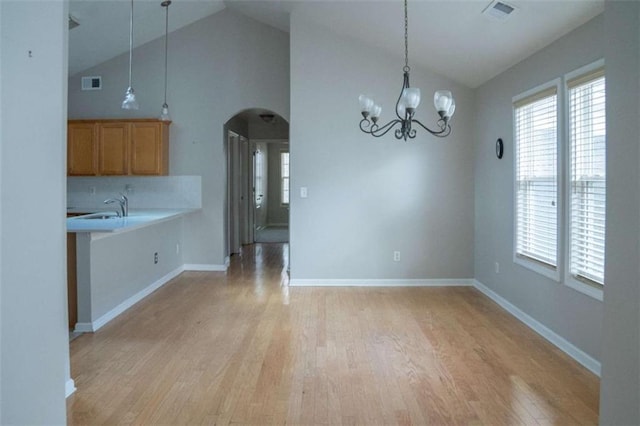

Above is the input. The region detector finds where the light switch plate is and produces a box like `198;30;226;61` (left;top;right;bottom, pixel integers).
300;187;308;198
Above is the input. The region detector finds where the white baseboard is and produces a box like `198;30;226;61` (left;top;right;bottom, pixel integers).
65;378;76;398
76;266;184;333
472;279;601;376
184;261;229;272
289;278;473;287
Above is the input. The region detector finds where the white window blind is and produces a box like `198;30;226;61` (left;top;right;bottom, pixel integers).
281;152;290;205
254;148;265;208
515;87;558;268
569;70;606;286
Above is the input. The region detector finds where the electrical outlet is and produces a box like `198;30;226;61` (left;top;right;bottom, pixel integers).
154;252;158;264
89;186;96;195
495;262;500;274
393;251;401;262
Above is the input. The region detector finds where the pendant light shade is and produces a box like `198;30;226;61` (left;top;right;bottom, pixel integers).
159;0;172;121
122;0;139;110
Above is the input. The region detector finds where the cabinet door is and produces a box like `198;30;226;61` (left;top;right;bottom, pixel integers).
130;122;168;175
68;123;97;175
98;122;129;175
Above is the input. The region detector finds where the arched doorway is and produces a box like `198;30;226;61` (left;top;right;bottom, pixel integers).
224;108;289;257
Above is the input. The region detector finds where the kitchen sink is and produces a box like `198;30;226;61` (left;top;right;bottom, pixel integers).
76;212;120;220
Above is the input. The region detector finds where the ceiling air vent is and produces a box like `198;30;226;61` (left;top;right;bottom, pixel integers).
482;0;517;20
69;14;80;30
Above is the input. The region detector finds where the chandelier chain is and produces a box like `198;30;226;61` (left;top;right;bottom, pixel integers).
404;0;409;72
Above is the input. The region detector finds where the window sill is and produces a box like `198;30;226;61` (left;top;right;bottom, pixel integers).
514;255;560;282
564;277;603;301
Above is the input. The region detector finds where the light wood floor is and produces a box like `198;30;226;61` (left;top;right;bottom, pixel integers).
67;243;599;425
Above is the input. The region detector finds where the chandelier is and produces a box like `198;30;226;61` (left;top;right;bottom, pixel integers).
358;0;456;140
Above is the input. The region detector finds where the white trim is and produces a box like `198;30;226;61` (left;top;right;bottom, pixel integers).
73;322;94;333
473;279;601;376
289;278;473;287
183;261;229;272
75;266;184;332
564;58;605;85
65;378;76;398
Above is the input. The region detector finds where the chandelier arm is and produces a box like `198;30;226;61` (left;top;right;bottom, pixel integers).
394;71;410;121
360;118;402;137
412;118;452;137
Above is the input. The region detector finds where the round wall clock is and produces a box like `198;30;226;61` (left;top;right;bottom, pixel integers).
496;138;504;159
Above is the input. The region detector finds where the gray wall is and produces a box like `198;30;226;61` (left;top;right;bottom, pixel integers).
248;117;289;140
599;1;640;423
77;218;183;323
267;142;289;225
68;9;290;268
0;1;69;423
290;9;475;281
474;16;604;363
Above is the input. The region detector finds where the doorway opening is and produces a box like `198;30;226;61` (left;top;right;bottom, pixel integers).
225;109;289;257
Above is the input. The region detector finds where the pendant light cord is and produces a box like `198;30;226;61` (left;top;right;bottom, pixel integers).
403;0;409;72
163;1;169;105
128;0;134;88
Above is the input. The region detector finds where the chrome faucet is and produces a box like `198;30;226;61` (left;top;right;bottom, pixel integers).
119;193;129;217
104;193;128;217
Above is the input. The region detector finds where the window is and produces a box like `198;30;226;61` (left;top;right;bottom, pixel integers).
280;151;289;205
514;84;559;277
568;68;606;287
511;61;606;300
254;148;265;208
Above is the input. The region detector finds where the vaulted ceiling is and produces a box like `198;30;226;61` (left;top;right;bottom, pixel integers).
69;0;604;88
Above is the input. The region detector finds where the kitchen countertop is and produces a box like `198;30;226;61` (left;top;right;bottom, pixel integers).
67;208;199;234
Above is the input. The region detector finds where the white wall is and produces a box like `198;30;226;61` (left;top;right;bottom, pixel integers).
474;16;604;363
290;9;475;282
68;9;290;268
0;1;69;423
599;1;640;423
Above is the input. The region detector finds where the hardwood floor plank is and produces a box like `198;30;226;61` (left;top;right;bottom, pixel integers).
67;243;599;425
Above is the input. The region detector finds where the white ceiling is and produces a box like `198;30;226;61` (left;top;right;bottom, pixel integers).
69;0;604;88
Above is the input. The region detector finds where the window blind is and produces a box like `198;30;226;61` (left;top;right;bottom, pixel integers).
281;152;290;205
569;72;606;286
515;88;558;268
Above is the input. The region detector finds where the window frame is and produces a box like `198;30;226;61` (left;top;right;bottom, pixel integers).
280;150;290;206
512;78;564;282
563;59;605;301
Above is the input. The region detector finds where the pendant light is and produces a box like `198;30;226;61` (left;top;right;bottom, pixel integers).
159;0;172;121
358;0;455;140
122;0;139;110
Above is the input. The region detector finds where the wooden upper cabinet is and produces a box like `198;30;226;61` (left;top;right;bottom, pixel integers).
130;121;169;175
98;122;129;175
67;119;170;176
68;123;97;175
